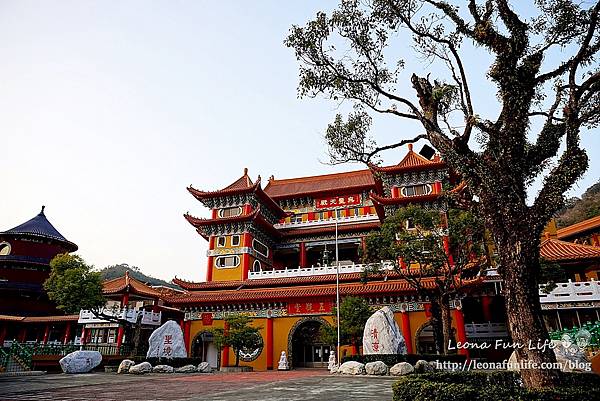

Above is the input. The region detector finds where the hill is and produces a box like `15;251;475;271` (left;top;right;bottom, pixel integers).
556;180;600;228
98;263;181;290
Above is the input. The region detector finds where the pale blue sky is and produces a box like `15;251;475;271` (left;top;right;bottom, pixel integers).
0;1;598;282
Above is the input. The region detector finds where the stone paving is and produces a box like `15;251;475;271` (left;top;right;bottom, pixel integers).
0;370;396;401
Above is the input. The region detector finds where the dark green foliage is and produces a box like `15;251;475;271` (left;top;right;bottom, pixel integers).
44;254;105;314
210;315;262;367
342;353;466;366
538;259;570;293
98;263;181;290
319;296;372;349
393;371;600;401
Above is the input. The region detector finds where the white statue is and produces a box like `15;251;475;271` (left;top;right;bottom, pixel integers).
278;351;289;370
328;351;337;370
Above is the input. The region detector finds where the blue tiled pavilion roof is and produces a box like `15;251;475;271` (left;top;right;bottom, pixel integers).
1;206;78;251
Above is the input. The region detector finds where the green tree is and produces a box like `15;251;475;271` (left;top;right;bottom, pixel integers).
211;315;262;367
285;0;600;387
44;254;104;314
320;296;373;353
362;205;486;354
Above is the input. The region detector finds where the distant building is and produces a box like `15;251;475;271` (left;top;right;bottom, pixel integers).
0;207;80;346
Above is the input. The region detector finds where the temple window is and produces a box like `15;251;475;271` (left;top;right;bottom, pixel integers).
215;255;240;268
401;184;432;197
231;235;241;247
218;206;242;218
216;236;226;247
252;260;262;272
253;239;269;258
0;242;10;255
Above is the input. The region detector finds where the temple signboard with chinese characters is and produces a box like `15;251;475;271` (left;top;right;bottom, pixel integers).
287;299;334;315
315;194;362;210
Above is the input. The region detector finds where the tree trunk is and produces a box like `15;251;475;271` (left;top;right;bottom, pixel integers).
496;235;561;388
439;294;452;354
235;348;240;367
429;299;444;354
132;315;142;357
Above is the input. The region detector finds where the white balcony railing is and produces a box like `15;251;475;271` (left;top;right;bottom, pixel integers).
248;262;394;280
78;308;162;326
274;214;380;229
465;323;508;339
539;280;600;303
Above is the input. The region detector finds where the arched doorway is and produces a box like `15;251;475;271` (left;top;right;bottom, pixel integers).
288;317;331;368
192;331;218;368
415;321;436;354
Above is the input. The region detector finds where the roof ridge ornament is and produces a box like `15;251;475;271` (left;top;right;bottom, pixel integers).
40;205;46;216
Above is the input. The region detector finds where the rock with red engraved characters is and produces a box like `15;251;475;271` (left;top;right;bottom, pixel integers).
362;306;407;355
146;320;187;359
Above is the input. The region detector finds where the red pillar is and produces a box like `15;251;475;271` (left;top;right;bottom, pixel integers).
442;236;455;267
352;344;359;355
207;236;215;282
63;323;72;345
222;322;230;368
401;312;413;354
80;327;86;345
243;204;252;214
0;325;7;346
454;308;469;358
482;296;493;322
42;324;50;344
299;242;307;268
184;321;191;355
241;233;252;280
266;318;273;370
18;327;27;343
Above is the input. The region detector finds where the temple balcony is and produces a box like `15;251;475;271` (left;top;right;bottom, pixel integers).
274;213;380;229
78;308;162;326
539;280;600;303
248;262;394;280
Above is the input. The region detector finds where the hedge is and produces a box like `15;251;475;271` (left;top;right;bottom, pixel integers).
341;353;466;366
393;371;600;401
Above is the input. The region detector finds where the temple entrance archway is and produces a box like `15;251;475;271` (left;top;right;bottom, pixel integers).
192;331;218;368
288;317;332;368
415;321;436;354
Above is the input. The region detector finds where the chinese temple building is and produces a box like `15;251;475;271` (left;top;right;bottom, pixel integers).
0;207;80;346
169;145;496;370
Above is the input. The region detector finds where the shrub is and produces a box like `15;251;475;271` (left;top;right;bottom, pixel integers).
393;371;600;401
342;353;466;366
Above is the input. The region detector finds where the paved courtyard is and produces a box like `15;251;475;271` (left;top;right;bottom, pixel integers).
0;370;396;401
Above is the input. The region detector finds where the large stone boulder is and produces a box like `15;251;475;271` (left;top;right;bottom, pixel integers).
152;364;174;373
129;362;152;375
507;340;589;372
414;359;435;373
59;350;102;374
197;362;211;373
338;361;366;375
146;320;188;359
390;362;414;376
363;306;407;355
117;359;135;374
365;361;388;375
175;364;197;373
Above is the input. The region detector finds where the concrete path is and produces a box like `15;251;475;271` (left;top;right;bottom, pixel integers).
0;370;396;401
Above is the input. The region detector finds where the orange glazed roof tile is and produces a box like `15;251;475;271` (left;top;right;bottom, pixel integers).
222;168;253;190
369;145;446;174
264;169;375;199
279;222;381;237
557;215;600;240
0;314;79;322
369;192;441;206
166;278;433;304
540;238;600;262
102;271;162;299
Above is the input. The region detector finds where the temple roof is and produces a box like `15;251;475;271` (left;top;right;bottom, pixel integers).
184;207;281;239
1;206;78;252
264;169;375;199
102;271;163;299
166;275;482;304
369;144;446;174
557;215;600;241
369;192;442;206
279;221;381;237
0;314;79;323
188;171;287;219
540;238;600;263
